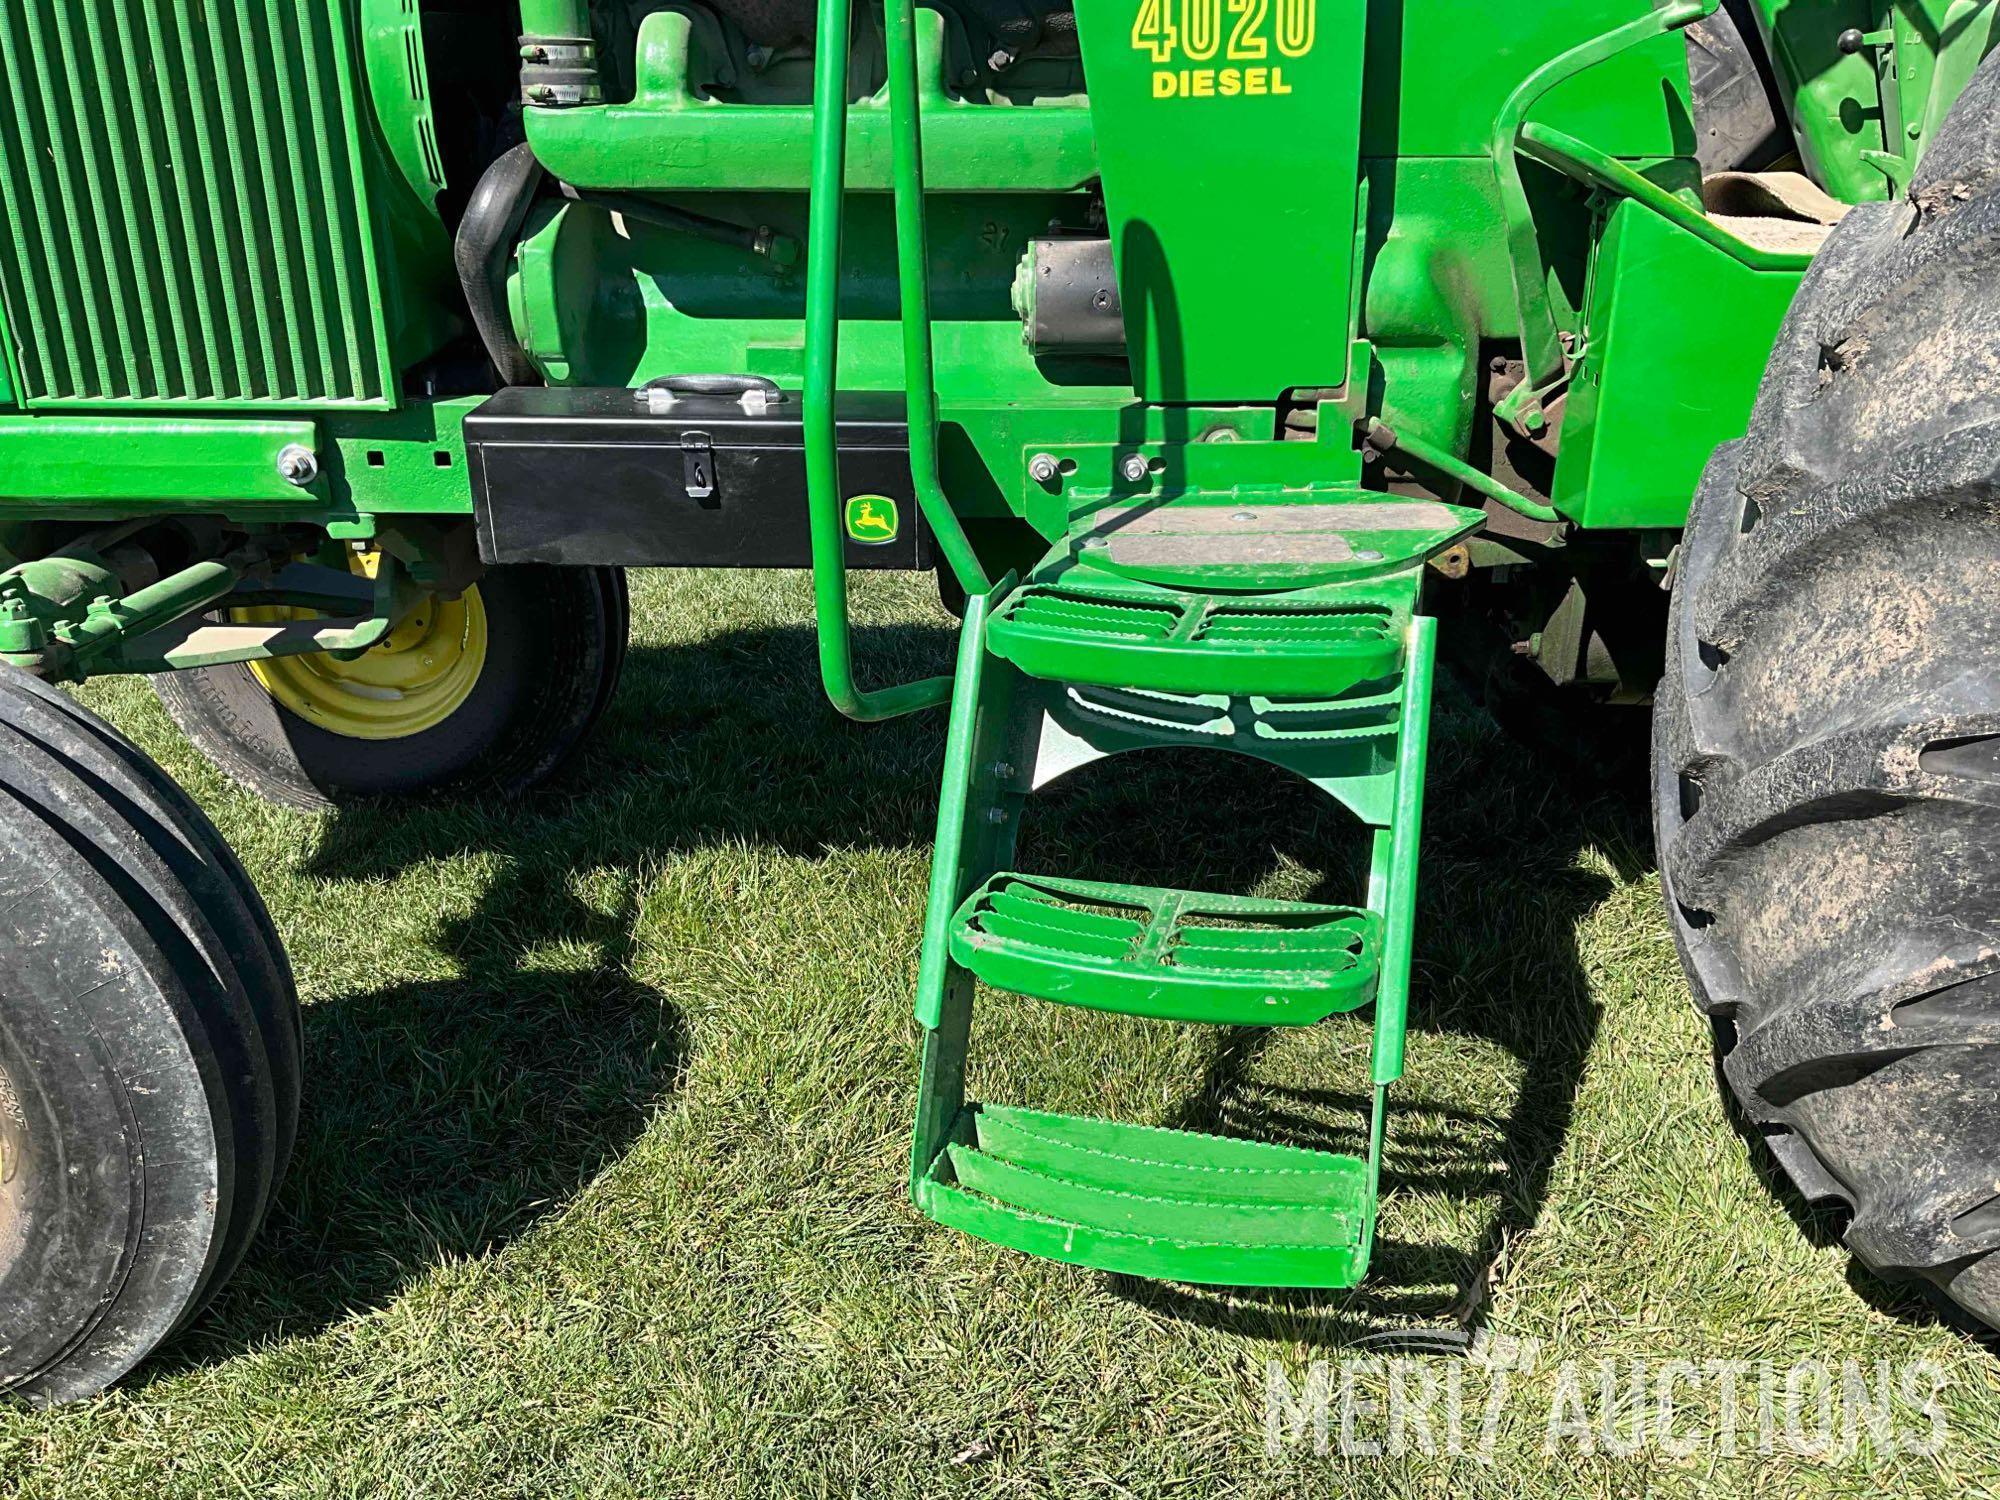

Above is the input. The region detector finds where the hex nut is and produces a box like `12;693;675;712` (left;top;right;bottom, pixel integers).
276;444;319;486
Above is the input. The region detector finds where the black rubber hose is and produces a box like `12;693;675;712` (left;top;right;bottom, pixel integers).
454;142;545;387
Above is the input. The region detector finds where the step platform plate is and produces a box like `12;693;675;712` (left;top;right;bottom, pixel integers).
950;874;1381;1025
1078;499;1478;591
917;1104;1370;1287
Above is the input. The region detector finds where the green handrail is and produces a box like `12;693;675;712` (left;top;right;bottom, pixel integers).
1518;122;1813;273
803;0;990;721
1488;0;1717;425
883;0;993;603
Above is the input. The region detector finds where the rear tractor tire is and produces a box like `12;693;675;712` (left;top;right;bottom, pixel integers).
0;668;300;1403
156;563;629;812
1655;54;2000;1330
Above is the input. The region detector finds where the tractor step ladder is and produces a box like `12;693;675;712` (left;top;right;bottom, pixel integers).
907;498;1476;1288
803;0;1479;1288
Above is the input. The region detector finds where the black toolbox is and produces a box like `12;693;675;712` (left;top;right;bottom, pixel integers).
463;385;932;571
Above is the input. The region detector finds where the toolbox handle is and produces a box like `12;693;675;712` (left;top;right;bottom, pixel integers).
637;373;787;414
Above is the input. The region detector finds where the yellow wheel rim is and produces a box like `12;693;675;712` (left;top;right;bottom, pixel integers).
240;567;489;742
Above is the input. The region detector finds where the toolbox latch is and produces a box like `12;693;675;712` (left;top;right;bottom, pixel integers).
681;431;717;504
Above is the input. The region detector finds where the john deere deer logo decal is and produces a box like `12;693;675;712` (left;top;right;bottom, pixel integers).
845;494;900;544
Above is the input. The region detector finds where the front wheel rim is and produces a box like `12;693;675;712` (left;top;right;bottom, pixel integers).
240;582;489;742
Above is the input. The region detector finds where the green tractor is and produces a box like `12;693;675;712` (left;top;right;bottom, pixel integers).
2;0;1996;1401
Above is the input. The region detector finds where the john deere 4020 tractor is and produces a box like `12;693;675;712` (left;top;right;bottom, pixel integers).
3;0;1997;1401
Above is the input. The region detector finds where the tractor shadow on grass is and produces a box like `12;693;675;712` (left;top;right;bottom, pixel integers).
147;611;965;1374
150;866;687;1380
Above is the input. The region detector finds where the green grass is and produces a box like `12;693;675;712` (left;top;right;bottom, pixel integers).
4;568;1998;1495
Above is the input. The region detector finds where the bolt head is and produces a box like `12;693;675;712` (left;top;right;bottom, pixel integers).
1028;452;1060;484
276;443;319;486
1119;453;1150;483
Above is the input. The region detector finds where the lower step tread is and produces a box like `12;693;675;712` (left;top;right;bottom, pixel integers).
915;1104;1372;1288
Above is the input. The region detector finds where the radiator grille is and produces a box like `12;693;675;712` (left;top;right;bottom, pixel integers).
0;0;396;408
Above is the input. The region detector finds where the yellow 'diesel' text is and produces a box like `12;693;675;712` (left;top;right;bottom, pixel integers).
1151;65;1291;97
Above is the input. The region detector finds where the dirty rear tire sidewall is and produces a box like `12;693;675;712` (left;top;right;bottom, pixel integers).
1655;51;2000;1329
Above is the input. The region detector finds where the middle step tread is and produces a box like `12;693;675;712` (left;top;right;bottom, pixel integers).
949;873;1382;1025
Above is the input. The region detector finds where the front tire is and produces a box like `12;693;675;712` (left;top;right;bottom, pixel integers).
0;668;300;1403
1655;55;2000;1329
156;563;628;812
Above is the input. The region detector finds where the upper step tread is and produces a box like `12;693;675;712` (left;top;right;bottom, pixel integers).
949;874;1381;1025
987;575;1405;697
